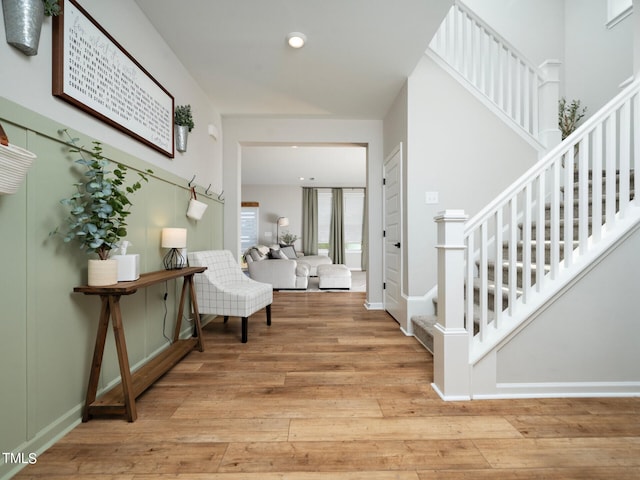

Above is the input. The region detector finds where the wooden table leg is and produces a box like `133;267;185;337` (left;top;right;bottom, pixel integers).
108;295;137;422
173;275;188;343
82;296;111;422
188;275;205;352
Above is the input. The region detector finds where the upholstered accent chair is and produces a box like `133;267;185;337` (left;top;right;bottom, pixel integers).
188;250;272;343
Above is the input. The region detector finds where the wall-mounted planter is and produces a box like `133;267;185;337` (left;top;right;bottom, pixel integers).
2;0;44;56
0;141;37;194
175;125;189;153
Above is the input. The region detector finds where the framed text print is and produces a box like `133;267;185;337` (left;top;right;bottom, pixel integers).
53;0;174;157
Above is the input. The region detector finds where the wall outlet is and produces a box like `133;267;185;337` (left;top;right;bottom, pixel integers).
425;191;439;204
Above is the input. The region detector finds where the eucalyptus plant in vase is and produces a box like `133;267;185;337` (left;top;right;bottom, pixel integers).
53;130;152;286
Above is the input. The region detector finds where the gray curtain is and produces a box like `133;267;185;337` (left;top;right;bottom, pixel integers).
302;187;318;255
361;188;368;271
329;188;344;264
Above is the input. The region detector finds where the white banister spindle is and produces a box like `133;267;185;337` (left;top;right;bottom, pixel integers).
508;196;518;315
479;223;488;339
494;208;503;327
605;115;617;227
550;160;561;279
619;102;631;216
536;173;545;290
522;184;532;302
578;138;590;254
592;124;603;243
563;150;574;268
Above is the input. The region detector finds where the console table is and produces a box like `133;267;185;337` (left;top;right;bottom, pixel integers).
74;266;206;422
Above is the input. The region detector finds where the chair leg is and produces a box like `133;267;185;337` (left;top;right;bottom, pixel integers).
266;304;272;326
223;316;229;323
241;317;248;343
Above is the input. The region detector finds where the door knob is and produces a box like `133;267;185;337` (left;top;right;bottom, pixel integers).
394;242;401;248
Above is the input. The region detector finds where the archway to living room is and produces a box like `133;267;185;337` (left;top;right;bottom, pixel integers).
240;142;368;291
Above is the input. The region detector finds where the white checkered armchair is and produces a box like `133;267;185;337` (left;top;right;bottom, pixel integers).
188;250;272;343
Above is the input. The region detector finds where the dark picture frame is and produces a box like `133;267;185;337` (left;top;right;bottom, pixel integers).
53;0;174;157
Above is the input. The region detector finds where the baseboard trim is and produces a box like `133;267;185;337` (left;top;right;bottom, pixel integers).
364;302;383;310
431;382;472;402
473;381;640;400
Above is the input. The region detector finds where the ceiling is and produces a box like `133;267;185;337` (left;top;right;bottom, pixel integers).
134;0;451;184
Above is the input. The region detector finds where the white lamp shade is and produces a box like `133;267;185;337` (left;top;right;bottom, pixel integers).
277;217;289;227
161;228;187;248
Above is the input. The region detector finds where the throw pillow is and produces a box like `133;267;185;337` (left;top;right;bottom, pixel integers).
280;245;297;259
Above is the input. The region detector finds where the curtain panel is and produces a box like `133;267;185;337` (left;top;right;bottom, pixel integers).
302;187;318;255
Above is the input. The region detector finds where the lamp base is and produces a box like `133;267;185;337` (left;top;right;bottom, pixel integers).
163;248;186;270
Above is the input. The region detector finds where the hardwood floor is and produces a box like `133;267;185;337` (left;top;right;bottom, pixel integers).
15;291;640;479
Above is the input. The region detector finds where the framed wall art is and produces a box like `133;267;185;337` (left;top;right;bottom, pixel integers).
53;0;174;157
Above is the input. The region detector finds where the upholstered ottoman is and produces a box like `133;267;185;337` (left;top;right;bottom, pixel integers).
317;264;351;290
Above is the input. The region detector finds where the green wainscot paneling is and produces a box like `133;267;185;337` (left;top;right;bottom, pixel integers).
0;97;223;479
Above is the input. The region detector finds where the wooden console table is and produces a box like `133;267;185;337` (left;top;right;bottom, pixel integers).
74;266;206;422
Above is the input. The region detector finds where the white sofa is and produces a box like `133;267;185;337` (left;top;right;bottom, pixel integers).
244;245;309;289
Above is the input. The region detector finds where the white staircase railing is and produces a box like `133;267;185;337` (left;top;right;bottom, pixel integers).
429;0;559;149
434;78;640;399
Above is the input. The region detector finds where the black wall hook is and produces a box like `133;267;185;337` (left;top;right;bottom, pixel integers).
205;184;212;195
188;175;196;187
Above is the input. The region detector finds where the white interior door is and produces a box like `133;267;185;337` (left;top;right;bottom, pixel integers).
383;145;402;322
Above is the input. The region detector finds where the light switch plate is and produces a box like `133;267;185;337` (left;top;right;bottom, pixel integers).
425;191;439;204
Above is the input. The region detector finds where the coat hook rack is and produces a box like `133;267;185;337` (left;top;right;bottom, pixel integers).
205;184;212;195
218;190;224;201
188;175;196;187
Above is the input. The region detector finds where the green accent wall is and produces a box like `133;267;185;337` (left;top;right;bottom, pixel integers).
0;98;223;478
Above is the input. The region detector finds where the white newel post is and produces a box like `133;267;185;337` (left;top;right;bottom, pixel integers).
538;60;562;151
432;210;471;400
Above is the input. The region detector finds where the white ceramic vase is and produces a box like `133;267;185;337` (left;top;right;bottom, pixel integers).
87;259;118;286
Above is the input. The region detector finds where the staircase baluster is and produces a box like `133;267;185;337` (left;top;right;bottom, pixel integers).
578;137;590;254
494;208;503;327
592;124;603;243
563;150;575;268
619;102;631;216
536;172;545;290
550;160;561;278
605;115;617;227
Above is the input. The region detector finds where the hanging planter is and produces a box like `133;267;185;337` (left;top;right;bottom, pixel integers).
186;187;207;220
0;121;37;195
174;104;194;153
174;124;189;153
2;0;59;56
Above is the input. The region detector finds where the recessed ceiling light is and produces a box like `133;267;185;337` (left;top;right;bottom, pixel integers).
287;32;306;49
299;177;305;181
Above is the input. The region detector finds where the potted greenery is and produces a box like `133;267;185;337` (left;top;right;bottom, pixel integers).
279;231;298;246
2;0;60;56
53;130;152;286
558;97;587;140
174;104;195;153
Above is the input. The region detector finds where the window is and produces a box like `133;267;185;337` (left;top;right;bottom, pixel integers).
240;204;259;252
315;188;365;256
343;190;365;252
607;0;632;28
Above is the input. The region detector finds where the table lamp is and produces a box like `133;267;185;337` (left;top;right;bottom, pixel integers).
161;228;187;270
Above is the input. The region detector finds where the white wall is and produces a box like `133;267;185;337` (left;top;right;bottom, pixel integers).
0;0;223;194
241;185;303;251
223;117;384;308
405;55;539;296
564;0;635;113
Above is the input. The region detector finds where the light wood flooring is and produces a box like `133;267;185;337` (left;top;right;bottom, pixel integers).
15;291;640;479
